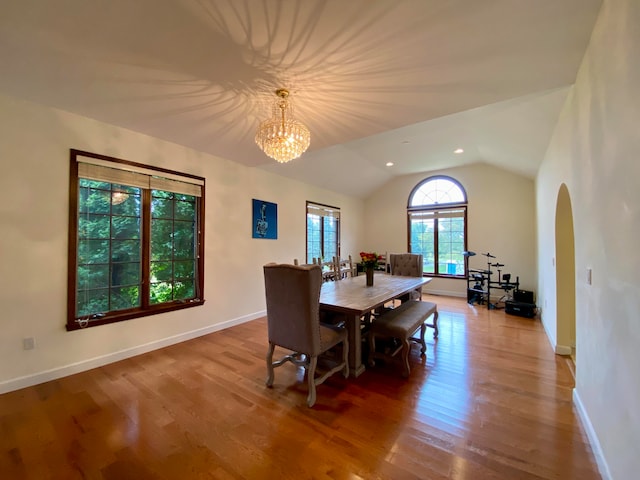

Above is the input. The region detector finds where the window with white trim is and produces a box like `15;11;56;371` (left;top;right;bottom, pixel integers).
408;176;467;277
67;149;205;330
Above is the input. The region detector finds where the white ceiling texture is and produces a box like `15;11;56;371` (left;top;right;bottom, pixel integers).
0;0;602;197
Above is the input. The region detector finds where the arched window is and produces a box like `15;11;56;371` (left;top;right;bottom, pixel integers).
407;176;467;277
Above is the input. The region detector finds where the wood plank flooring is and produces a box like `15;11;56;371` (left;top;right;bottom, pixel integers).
0;296;601;479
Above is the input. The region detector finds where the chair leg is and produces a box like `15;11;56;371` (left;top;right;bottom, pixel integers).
265;343;275;387
342;337;349;378
419;323;427;355
432;311;439;338
307;356;318;407
368;332;377;367
400;338;411;378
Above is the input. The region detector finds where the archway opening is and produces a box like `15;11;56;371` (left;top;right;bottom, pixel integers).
555;184;576;370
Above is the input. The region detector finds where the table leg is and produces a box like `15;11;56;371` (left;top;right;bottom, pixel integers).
345;313;366;377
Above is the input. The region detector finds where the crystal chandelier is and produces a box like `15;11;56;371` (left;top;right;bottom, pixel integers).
255;88;310;163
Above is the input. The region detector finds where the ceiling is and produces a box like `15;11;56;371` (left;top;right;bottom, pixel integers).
0;0;602;198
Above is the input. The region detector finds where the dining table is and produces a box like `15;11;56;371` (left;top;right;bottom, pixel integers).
319;272;432;377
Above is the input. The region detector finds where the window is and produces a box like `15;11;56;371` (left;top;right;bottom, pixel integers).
408;176;467;277
67;149;205;330
306;202;340;264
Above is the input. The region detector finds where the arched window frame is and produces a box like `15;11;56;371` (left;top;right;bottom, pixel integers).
407;175;468;278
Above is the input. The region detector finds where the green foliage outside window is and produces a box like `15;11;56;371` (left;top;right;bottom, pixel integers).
77;180;141;317
76;181;197;317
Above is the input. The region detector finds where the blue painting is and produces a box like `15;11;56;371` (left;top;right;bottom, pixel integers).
252;199;278;239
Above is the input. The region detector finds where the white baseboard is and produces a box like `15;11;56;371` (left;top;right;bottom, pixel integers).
573;389;612;480
555;344;572;355
424;289;466;298
0;310;266;395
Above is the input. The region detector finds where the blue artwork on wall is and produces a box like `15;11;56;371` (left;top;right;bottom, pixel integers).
252;199;278;239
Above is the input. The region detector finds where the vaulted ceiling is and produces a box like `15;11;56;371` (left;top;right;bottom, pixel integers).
0;0;602;197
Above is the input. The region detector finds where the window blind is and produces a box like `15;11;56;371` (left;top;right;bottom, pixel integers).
77;156;202;197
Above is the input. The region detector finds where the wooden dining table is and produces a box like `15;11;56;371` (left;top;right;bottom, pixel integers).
319;273;432;377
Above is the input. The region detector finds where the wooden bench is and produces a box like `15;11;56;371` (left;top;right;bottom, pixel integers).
368;300;438;377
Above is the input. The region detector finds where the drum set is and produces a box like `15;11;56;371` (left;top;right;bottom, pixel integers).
464;251;520;309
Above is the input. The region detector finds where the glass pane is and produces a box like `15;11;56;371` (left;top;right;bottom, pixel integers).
437;216;465;275
150;282;173;304
173;221;195;260
174;260;195;280
77;178;143;318
111;216;140;239
410;177;465;206
149;189;198;305
78;239;109;264
175;198;196;221
111;239;141;263
151;219;174;261
323;216;337;260
152;196;173;219
111;188;141;216
78;264;109;290
79;182;110;214
110;262;140;288
410;218;434;274
151;261;173;282
76;288;109;317
110;286;140;311
307;213;321;263
79;214;110;239
174;279;194;300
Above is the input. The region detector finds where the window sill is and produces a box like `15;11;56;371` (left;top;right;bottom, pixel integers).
66;298;205;331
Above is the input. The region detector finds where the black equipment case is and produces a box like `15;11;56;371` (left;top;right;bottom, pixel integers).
513;289;535;304
505;300;536;318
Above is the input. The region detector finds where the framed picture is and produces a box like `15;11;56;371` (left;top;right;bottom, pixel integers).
252;199;278;239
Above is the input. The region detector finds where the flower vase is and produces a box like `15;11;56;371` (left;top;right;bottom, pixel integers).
365;267;374;286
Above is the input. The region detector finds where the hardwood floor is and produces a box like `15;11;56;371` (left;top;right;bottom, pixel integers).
0;296;601;479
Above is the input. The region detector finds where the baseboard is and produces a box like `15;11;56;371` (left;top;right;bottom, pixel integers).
424;288;466;298
573;389;612;480
555;344;573;355
0;310;266;395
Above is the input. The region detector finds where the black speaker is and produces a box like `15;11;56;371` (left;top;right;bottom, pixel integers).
505;301;536;318
513;289;534;304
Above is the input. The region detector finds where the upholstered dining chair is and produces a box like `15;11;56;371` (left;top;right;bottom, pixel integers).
388;253;438;338
263;263;349;407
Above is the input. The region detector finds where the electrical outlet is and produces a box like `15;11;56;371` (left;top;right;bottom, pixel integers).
23;337;35;350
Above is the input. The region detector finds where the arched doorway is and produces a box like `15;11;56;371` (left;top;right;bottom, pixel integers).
555;184;576;364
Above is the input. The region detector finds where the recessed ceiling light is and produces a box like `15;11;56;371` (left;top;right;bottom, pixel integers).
454;148;464;154
386;162;394;167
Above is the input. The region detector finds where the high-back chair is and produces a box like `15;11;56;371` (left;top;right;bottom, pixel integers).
389;252;424;302
389;253;438;337
263;263;349;407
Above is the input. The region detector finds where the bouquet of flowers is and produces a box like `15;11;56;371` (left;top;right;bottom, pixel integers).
360;251;382;269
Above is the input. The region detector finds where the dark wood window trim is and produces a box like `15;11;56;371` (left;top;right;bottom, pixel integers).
407;175;468;279
67;149;205;331
305;201;341;263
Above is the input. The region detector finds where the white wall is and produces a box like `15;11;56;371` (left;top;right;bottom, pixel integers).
365;163;536;298
536;0;640;478
0;93;364;392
